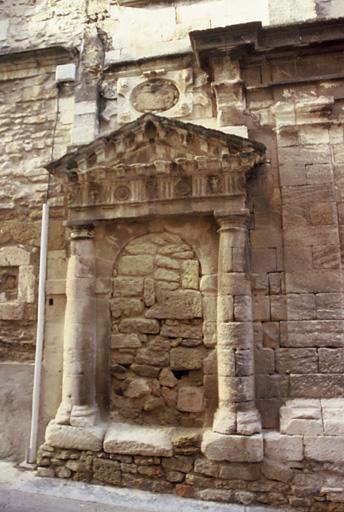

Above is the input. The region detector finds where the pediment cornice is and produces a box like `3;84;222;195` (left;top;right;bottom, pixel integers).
46;114;265;217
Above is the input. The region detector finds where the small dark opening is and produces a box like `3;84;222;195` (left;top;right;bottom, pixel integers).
172;370;189;380
48;298;54;306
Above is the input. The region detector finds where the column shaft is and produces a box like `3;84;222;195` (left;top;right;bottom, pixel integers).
56;225;99;427
213;212;261;435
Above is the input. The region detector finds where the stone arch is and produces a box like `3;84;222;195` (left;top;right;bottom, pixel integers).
109;230;212;427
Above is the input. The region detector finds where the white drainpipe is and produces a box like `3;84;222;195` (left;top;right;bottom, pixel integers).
26;202;49;464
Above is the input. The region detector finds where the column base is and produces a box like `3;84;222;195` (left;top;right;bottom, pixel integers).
213;406;261;435
45;420;106;451
70;405;99;427
201;429;263;462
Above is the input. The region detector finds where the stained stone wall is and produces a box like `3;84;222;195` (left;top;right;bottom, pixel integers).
110;232;210;427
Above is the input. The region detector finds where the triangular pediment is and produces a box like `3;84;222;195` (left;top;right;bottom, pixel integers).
46;114;265;214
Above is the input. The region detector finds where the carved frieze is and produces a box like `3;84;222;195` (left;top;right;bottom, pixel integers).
131;79;179;113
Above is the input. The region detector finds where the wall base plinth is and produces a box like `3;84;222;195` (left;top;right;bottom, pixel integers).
45;420;107;451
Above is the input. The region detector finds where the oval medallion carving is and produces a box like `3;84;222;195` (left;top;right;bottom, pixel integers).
114;185;131;202
131;79;179;113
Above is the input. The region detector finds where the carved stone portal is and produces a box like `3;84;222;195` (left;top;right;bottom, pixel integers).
45;113;265;459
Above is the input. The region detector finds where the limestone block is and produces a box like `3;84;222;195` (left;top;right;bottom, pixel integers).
177;386;204;412
0;246;31;266
304;436;344;462
181;260;199;290
202;294;217;320
118;255;154;276
135;348;169;367
217;295;234;322
285;270;341;293
154;268;179;282
255;348;275;375
233;295;252;321
218;273;251;295
93;458;121;485
261;459;293;484
201;430;263;462
217;322;253;348
124;378;150;398
146;290;202;319
280;320;344;347
280;399;323;435
155;255;179;270
45;421;106;451
200;275;217;292
160;321;202;339
290;374;344;399
263;432;303;461
203;321;217;347
319;348;344;373
119;318;159;334
111;333;141;349
104;423;174;456
159;368;177;388
286;294;316;320
322;399;344;436
316;293;344;320
275;348;318;374
112;277;143;297
130;364;160;378
170;347;206;371
143;278;155;307
15;265;35;301
0;302;24;320
218;462;261;481
252;295;270;321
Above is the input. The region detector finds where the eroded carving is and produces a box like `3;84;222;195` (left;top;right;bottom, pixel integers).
131;79;179;113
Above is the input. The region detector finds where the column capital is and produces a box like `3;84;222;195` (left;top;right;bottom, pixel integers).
214;209;250;231
67;223;95;240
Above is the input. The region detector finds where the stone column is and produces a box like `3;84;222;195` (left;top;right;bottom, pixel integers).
55;224;99;427
213;211;261;436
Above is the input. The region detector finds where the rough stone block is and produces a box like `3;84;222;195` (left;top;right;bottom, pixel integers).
170;347;205;371
160;321;202;339
218;462;261;481
218;273;251;295
233;295;251;321
286;294;316;320
261;459;293;483
256;375;288;399
322;399;344;435
93;458;121;485
146;290;202;319
280;320;344;347
251;248;277;273
290;374;344;398
177;386;204;412
285;270;341;293
304;436;344;462
280;399;323;435
181;260;199;290
255;348;275;375
270;296;287;321
252;295;270;321
118;255;154;276
263;431;303;461
319;348;344;373
0;246;31;266
201;430;263;462
143;278;155;307
275;348;318;374
111;333;141;349
104;423;173;457
119;318;160;334
112;277;143;297
316;293;344;320
45;421;106;451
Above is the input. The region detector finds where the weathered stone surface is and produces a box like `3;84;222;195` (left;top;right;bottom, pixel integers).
135;348;169;367
201;430;263;462
124;378;150;398
304;436;344;462
261;459;293;483
159;368;177;387
322;399;344;435
93;458;121;485
45;421;106;451
154;268;179;282
146;290;202;319
280;399;323;435
177;386;204;412
143;278;155;307
111;333;141;349
290;374;344;398
319;348;344;373
130;364;160;378
263;431;303;461
118;255;154;276
218;462;261;481
104;423;174;456
112;277;143;297
170;347;205;370
181;260;199;290
275;348;317;374
119;318;160;334
280;320;344;347
160;321;202;339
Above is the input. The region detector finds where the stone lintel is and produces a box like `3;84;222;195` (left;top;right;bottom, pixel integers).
103;423;174;457
201;430;263;462
45;420;106;451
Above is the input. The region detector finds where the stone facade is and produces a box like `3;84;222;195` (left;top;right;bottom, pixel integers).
2;1;344;510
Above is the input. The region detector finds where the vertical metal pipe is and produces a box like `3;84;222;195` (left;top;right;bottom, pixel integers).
26;203;49;464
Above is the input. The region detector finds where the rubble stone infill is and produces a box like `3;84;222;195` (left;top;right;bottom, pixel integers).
37;430;344;511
